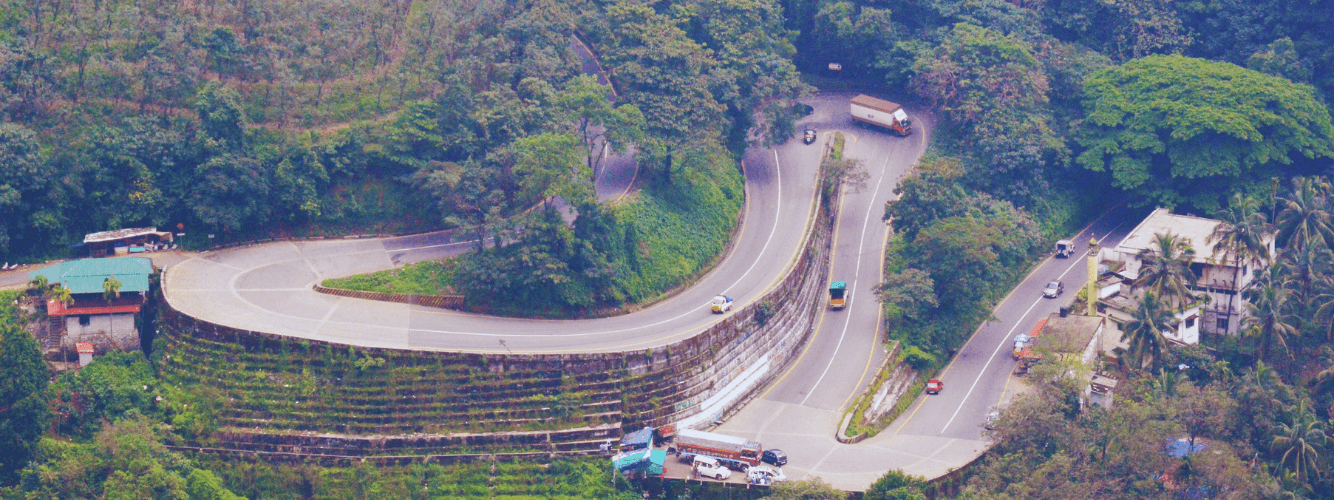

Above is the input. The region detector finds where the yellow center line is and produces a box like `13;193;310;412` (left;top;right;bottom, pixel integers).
840;222;892;412
757;177;848;401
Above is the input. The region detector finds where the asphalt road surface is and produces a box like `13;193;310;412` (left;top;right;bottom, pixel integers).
0;85;1150;491
718;203;1141;490
159;98;832;353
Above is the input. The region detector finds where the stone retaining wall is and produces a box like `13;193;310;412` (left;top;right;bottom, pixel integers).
158;195;836;457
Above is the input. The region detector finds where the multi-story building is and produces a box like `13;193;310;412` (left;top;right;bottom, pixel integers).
1098;208;1275;339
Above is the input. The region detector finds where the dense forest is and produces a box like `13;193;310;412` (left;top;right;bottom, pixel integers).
847;1;1334;499
0;0;813;312
7;0;1334;498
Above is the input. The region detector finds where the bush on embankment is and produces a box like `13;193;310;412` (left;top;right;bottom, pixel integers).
878;156;1049;368
329;145;744;317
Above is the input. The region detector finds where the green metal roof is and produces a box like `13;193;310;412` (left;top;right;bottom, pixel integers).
29;258;152;295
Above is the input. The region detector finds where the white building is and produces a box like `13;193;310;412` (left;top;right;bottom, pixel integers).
1099;208;1275;337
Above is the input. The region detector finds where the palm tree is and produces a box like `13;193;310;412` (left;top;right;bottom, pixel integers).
1276;176;1334;253
1209;194;1273;332
1135;232;1199;309
27;274;48;291
103;275;122;304
1282;240;1329;308
1311;270;1334;340
45;285;72;307
1122;291;1173;371
1245;274;1299;362
1271;402;1326;483
1244;360;1280;388
1150;367;1187;398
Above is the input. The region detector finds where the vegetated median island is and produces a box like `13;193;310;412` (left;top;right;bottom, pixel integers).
323;125;745;318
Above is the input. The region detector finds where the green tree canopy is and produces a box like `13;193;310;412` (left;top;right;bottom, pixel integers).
865;469;927;500
1077;55;1334;211
0;322;50;484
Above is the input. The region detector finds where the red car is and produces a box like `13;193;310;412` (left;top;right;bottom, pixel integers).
925;379;944;395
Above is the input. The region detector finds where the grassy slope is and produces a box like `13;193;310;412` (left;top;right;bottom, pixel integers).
322;260;457;295
610;159;744;302
323;153;745;311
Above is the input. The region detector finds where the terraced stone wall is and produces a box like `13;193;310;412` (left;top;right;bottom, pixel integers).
156;201;834;457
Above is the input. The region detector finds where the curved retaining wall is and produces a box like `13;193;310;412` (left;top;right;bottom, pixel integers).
157;199;834;457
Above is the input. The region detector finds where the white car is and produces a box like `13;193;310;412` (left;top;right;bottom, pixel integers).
693;456;732;481
747;465;786;484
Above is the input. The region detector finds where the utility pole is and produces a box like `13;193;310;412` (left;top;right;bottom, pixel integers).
1087;237;1099;316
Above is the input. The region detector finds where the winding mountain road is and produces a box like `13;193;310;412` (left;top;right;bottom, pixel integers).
0;87;1147;491
159;96;833;353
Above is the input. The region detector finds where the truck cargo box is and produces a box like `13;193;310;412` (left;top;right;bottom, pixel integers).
850;95;912;136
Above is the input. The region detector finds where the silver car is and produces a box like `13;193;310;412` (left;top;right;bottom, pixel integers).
1042;280;1064;298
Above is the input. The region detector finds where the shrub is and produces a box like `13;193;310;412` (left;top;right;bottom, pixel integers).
901;346;936;371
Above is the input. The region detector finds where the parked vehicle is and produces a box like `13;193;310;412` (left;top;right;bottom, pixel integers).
829;281;847;309
1012;333;1030;360
804;128;817;144
747;465;787;485
619;426;654;452
1014;318;1050;374
850;95;912;136
711;294;734;313
1043;280;1064;298
716;457;751;472
655;424;677;445
1055;239;1075;258
762;449;787;466
676;429;764;466
925;379;944;394
692;455;732;481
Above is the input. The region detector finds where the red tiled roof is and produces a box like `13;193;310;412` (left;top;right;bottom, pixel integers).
46;299;141;317
76;343;95;353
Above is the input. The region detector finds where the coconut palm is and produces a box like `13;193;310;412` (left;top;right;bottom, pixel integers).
103;275;122;303
1135;232;1199;309
1310;269;1334;340
27;274;48;291
45;285;72;307
1282;240;1330;307
1209;194;1273;330
1271;401;1326;483
1276;176;1334;253
1245;273;1299;362
1122;291;1173;370
1150;367;1187;398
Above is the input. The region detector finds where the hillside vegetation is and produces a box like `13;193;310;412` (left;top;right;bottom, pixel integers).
835;1;1334;498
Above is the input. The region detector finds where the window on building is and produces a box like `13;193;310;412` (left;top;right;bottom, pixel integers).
1217;318;1228;331
78;315;90;326
1185;316;1196;329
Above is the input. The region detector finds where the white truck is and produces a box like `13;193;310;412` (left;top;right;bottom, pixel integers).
850;95;912;136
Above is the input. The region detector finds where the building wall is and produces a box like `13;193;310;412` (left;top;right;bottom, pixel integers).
1079;322;1104;366
64;313;139;351
1105;250;1255;337
1165;305;1200;345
